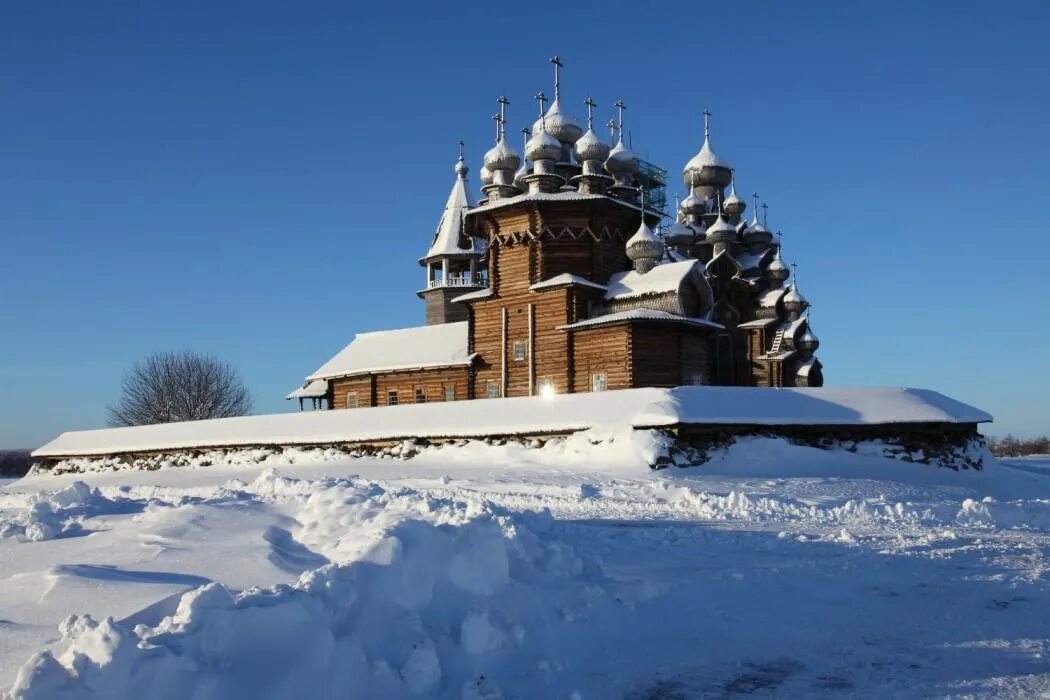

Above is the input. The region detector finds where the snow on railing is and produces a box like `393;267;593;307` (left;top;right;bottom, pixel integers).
428;275;485;289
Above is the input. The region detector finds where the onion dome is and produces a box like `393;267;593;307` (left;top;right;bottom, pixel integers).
483;137;521;172
782;282;807;313
723;176;745;217
534;99;583;147
454;153;469;178
664;218;695;248
682;111;732;188
574;127;610;163
605;138;639;176
797;325;820;352
705;212;737;245
526;122;562;163
680;188;706;217
479;165;494;186
626;216;665;274
744;212;771;242
513;161;529;191
766;247;790;281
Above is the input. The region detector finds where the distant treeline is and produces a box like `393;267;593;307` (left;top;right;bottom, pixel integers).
987;435;1050;458
0;450;32;477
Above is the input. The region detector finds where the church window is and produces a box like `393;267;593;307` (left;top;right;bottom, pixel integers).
444;385;455;401
591;373;607;392
346;392;358;409
414;388;426;403
486;381;501;399
387;390;399;406
513;340;527;361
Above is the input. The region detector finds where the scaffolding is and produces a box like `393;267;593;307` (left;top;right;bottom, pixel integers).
636;159;668;216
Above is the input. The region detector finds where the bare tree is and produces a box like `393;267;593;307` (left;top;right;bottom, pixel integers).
109;351;253;426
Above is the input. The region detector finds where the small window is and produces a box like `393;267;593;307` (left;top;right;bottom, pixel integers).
513;340;527;361
415;388;426;403
444;385;455;402
591;373;607;392
690;374;705;386
346;392;358;409
486;381;501;399
537;376;554;397
387;390;399;406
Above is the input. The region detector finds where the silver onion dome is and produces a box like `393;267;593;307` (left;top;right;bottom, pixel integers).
664;218;695;247
513;160;529;191
483;138;521;172
797;325;820;352
479;165;494;186
705;212;737;245
744;211;772;242
526;123;562;163
680;189;706;217
783;282;807;313
683;113;732;188
766;248;790;281
724;180;745;217
534;98;583;146
605;139;639;175
626;217;665;274
454;154;469;178
574;128;610;163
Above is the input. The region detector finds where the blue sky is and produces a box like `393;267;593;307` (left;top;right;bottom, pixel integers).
2;1;1048;448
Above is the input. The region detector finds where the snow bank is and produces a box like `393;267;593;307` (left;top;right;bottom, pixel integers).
6;475;618;700
0;482;121;542
33;387;990;460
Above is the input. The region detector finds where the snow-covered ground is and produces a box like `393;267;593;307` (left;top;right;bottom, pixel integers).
1;435;1048;699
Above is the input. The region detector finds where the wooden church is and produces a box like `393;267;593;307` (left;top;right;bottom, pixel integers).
288;59;822;411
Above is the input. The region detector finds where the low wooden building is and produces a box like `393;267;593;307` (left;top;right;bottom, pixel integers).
288;69;823;410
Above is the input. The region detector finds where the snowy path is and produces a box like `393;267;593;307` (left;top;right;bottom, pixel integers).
1;440;1048;698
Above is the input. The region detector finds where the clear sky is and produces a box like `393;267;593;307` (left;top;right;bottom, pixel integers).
2;1;1048;449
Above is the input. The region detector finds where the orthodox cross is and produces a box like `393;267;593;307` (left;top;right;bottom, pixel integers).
521;126;530;152
584;97;597;130
752;192;760;216
703;108;711;138
761;203;769;227
496;96;510;140
550;56;564;99
606;118;616;142
458;140;465;160
776;230;783;248
491;113;501;143
614;99;626;139
791;262;798;283
534;91;548;118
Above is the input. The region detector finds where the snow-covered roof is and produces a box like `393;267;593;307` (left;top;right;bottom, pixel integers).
737;317;779;329
796;357;820;377
758;287;787;308
683;135;731;174
733;249;773;271
559;309;724;332
605;260;700;301
32;386;992;459
306;322;474;381
468;190;657;217
451;288;494;303
530;274;607;292
423;173;475;262
286;379;328;400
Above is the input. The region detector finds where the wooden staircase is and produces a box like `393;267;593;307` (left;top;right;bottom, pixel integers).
767;329;785;356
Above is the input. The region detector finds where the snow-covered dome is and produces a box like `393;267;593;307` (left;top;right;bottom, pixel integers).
526;123;562;163
625;217;665;274
766;247;790;281
483;138;521;172
663;218;695;247
454;153;469;178
533;98;583;147
723;179;745;217
783;282;807;313
479;165;494;186
705;213;737;245
605;139;639;175
680;189;706;217
683;133;732;188
743;212;772;244
574;128;609;163
797;325;820;352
